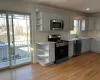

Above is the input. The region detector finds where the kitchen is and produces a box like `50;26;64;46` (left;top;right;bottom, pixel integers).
0;0;100;80
35;7;98;66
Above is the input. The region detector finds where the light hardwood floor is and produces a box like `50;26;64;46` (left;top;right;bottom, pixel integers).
0;52;100;80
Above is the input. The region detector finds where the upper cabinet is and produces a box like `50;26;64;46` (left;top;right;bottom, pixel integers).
95;17;100;30
50;12;71;31
36;10;50;31
50;12;74;31
35;9;74;31
87;17;95;31
64;15;70;30
50;13;64;20
80;16;100;31
42;11;51;31
63;14;70;30
69;16;74;30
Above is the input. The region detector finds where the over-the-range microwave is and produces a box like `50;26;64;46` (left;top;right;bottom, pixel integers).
50;19;64;30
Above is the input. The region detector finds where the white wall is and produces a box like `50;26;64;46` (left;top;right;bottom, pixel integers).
0;0;87;63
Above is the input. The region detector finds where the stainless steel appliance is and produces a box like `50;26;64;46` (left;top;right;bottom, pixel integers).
50;19;64;30
48;34;68;63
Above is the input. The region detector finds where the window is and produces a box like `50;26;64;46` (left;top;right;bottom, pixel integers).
70;20;80;34
81;20;86;31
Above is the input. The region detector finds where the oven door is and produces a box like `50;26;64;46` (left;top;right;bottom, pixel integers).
55;45;68;60
50;20;63;30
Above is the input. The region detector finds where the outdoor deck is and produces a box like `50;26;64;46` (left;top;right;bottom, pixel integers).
0;40;31;68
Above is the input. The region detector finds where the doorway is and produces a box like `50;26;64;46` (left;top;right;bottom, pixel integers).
0;12;32;69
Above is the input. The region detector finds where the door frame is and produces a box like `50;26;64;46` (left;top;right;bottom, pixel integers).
0;11;32;70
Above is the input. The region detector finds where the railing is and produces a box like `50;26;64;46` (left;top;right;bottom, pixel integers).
0;46;9;63
0;40;30;63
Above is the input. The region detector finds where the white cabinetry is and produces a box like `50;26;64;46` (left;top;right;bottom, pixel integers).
36;42;55;66
95;17;100;30
63;14;70;30
36;9;75;31
36;10;50;31
91;38;100;53
87;17;95;31
50;13;64;20
68;41;74;58
81;39;91;53
50;12;72;30
69;16;74;30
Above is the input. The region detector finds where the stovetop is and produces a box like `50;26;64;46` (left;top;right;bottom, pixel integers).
49;40;68;43
49;40;68;47
48;34;68;46
56;40;68;43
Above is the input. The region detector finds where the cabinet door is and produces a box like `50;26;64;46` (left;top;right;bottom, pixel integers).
86;39;91;51
68;41;74;57
81;39;85;53
88;17;95;30
64;15;70;30
50;13;58;19
95;17;100;30
50;13;64;20
42;11;50;31
49;44;55;62
69;16;74;30
81;39;87;53
81;39;91;53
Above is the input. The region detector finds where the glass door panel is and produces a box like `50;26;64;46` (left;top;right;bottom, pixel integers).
8;14;16;66
0;12;31;69
8;14;31;66
0;13;10;69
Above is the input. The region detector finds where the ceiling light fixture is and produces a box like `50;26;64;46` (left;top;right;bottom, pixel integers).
86;8;90;11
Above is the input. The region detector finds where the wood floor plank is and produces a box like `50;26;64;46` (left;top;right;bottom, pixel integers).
0;52;100;80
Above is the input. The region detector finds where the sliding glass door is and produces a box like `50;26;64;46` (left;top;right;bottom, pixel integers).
0;13;10;69
0;12;31;69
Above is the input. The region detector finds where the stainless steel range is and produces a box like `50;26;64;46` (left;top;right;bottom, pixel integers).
48;34;68;63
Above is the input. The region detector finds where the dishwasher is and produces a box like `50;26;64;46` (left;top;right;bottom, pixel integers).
73;40;82;56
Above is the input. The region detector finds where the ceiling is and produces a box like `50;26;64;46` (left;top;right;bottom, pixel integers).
28;0;100;13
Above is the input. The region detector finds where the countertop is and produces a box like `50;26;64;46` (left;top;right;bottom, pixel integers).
36;42;55;44
36;37;98;43
66;37;92;41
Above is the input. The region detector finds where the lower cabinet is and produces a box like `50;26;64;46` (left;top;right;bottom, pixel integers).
68;41;74;58
36;42;55;66
81;39;91;53
91;38;100;53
